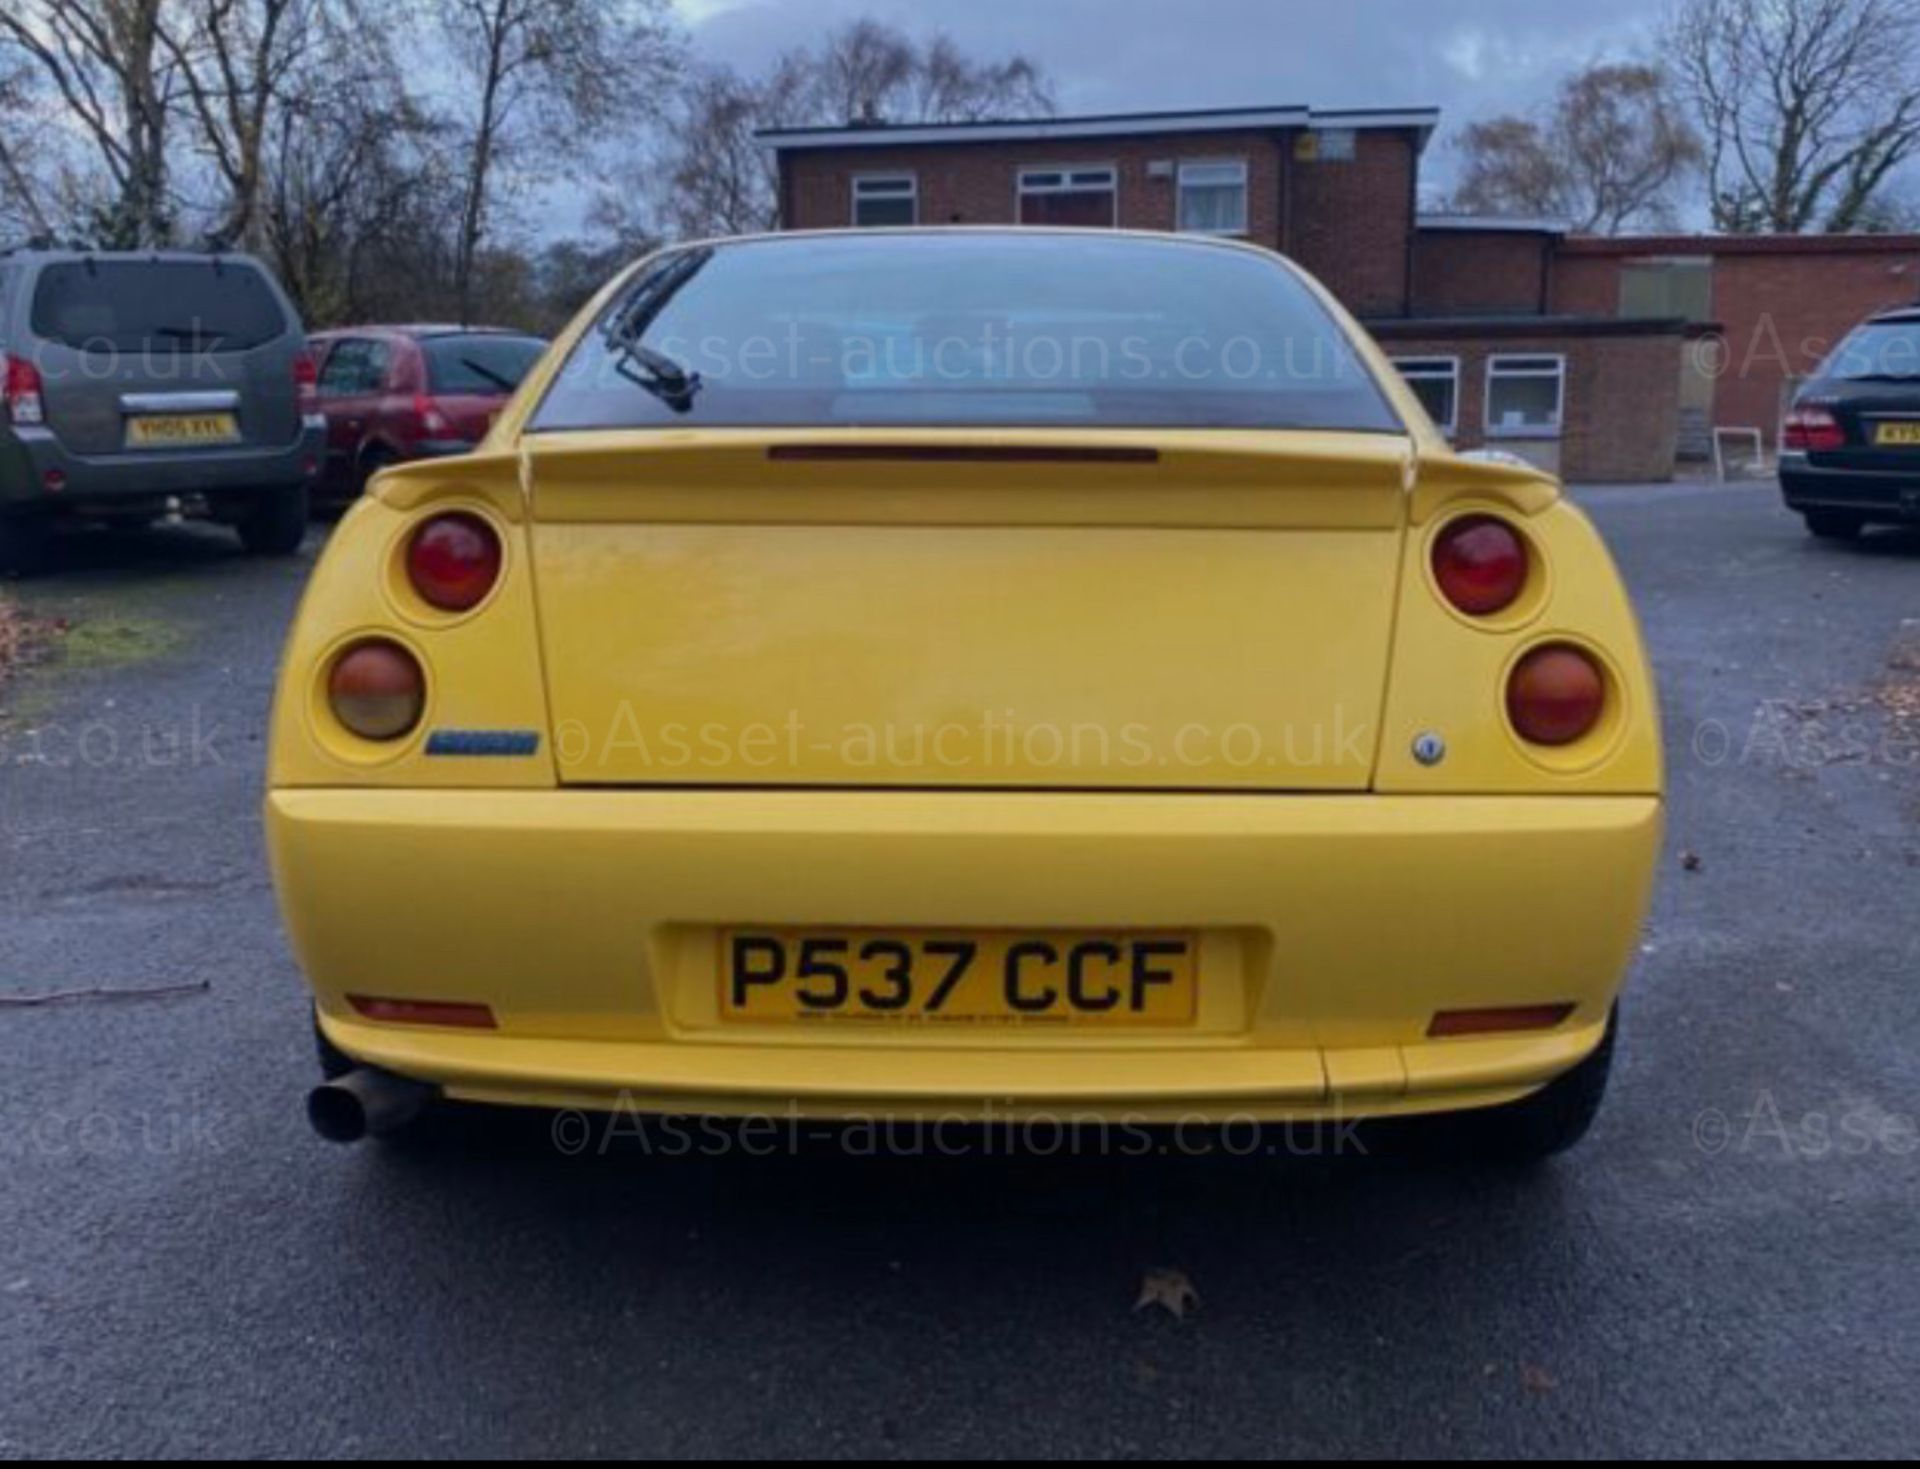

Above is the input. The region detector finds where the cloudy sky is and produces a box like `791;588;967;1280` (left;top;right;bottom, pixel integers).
680;0;1675;193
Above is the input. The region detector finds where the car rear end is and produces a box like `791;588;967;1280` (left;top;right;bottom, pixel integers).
409;331;546;458
1781;310;1920;536
0;251;322;557
267;232;1662;1141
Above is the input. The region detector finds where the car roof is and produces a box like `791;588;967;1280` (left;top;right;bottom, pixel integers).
2;247;274;271
310;323;543;340
656;225;1282;264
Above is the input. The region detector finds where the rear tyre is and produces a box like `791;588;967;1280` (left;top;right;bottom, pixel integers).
1451;1008;1617;1165
1804;510;1865;541
0;514;53;576
236;484;310;557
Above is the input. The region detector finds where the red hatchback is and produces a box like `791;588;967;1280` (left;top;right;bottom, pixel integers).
308;326;547;500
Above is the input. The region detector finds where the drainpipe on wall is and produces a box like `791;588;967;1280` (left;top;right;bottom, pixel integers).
1401;129;1418;317
1278;131;1293;256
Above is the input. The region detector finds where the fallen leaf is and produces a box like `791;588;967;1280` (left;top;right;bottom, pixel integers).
1681;851;1704;874
1134;1268;1199;1321
1520;1363;1559;1395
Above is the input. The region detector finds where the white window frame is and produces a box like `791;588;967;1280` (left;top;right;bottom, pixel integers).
851;172;918;228
1484;353;1567;439
1392;355;1461;436
1176;158;1250;236
1016;163;1120;227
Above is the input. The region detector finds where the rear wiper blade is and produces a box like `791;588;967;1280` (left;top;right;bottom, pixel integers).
609;336;702;414
459;356;517;393
151;325;227;347
599;248;712;415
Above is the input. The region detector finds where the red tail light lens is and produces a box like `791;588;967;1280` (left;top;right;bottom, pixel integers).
2;352;46;425
1508;644;1607;747
407;512;502;612
1782;406;1844;453
348;996;497;1030
328;640;425;741
412;393;452;437
1433;515;1529;616
293;350;319;415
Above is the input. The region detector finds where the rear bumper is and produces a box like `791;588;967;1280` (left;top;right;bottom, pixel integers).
270;788;1662;1122
0;422;323;511
1780;458;1920;520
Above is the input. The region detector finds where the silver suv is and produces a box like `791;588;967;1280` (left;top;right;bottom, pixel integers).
0;248;325;573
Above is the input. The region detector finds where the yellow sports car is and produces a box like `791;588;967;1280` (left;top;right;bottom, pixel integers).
268;229;1662;1161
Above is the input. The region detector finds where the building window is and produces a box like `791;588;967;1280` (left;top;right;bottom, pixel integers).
1393;356;1460;435
1017;165;1118;227
1619;257;1712;323
1177;160;1249;235
852;174;917;227
1485;354;1566;438
1295;128;1357;163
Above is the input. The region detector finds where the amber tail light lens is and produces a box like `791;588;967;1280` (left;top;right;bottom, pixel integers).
1507;644;1606;747
329;640;425;741
1433;515;1529;616
408;512;502;612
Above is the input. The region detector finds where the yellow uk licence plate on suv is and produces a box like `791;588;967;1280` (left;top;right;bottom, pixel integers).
720;929;1200;1027
126;413;241;448
1874;421;1920;446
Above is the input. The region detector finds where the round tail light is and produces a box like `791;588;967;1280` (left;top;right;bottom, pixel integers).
1508;644;1606;747
329;640;425;741
407;512;501;612
1433;515;1529;617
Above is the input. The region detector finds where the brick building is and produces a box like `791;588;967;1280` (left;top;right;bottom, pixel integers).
1550;234;1920;451
759;105;1688;481
760;103;1920;479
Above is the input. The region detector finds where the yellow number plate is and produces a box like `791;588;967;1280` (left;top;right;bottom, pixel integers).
720;928;1200;1027
1874;421;1920;446
125;413;241;448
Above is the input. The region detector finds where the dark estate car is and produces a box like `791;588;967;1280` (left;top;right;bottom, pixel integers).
0;248;323;573
1781;307;1920;539
308;325;547;501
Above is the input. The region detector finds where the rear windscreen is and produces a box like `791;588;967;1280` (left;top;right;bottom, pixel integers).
529;234;1402;433
423;335;546;394
30;260;288;354
1820;320;1920;381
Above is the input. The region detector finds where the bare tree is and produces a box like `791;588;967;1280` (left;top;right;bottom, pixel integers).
158;0;342;249
1452;63;1700;234
649;65;786;239
1673;0;1920;233
257;34;457;324
433;0;677;325
647;19;1055;241
810;17;916;124
0;0;178;246
908;34;1052;123
803;22;1052;127
0;54;57;240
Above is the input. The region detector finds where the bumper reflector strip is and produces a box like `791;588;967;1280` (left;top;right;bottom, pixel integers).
1428;1004;1576;1039
347;996;499;1030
